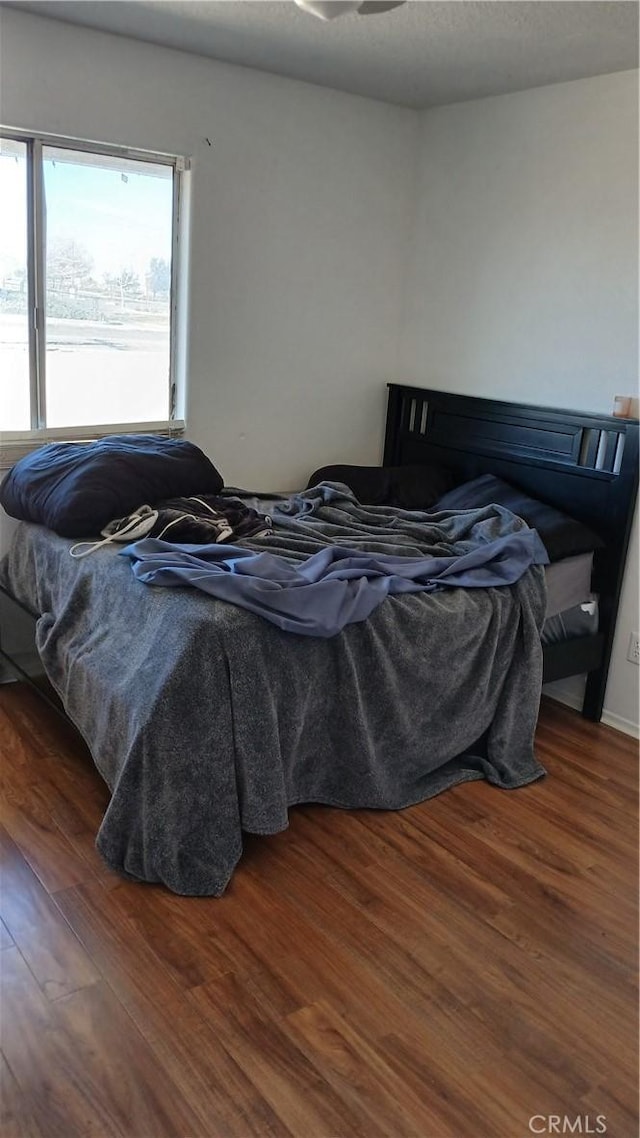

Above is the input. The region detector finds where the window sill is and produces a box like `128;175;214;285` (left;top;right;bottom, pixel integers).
0;421;185;471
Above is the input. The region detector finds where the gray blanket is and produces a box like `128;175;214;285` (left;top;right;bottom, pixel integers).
0;495;546;896
122;484;549;636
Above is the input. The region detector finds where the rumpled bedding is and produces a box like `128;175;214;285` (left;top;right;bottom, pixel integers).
0;486;547;896
122;484;548;637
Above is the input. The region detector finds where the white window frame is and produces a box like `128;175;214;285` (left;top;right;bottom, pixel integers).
0;128;188;467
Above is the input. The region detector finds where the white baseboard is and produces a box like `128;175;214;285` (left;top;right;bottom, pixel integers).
544;687;583;713
600;709;640;740
545;689;639;740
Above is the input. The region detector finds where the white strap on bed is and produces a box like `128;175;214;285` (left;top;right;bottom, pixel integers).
151;512;232;543
69;506;159;558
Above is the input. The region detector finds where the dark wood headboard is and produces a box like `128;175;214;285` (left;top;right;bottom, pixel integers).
384;384;639;721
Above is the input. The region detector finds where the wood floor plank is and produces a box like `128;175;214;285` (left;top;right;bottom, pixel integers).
0;688;118;892
0;690;110;834
324;853;635;1095
190;973;391;1138
108;881;238;989
577;1082;639;1138
187;870;436;1039
534;735;638;815
0;685;83;762
404;789;637;962
51;978;208;1138
376;1030;521;1138
284;998;472;1138
237;852;597;1133
0;783;93;894
471;773;637;867
0;683;636;1138
245;841;582;1133
0;827;100;1001
0;916;14;950
55;881;294;1137
248;812;637;1107
1;946;110;1138
0;946;202;1138
0;1047;45;1138
397;797;636;935
538;698;639;789
341;808;516;915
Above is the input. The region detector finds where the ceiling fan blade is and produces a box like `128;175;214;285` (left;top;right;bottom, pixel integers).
294;1;362;18
357;1;407;13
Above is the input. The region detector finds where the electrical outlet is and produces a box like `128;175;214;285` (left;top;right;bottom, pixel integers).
627;632;640;665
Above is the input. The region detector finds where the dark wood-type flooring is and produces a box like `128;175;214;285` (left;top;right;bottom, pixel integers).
0;684;637;1138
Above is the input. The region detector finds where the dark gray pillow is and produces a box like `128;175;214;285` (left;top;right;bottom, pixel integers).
306;465;391;505
434;474;603;562
306;463;455;509
387;464;456;510
0;434;224;538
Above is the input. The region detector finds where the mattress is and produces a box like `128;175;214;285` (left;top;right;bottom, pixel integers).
544;552;594;619
541;597;598;647
541;551;598;646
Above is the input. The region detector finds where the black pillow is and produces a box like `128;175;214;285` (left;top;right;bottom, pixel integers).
0;434;224;538
434;474;604;562
387;464;456;510
306;463;455;509
306;465;392;505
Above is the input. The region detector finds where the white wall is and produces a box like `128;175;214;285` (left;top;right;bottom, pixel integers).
0;7;417;491
402;71;639;731
402;71;638;413
602;511;639;733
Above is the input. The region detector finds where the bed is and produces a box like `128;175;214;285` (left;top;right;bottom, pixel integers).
0;387;637;895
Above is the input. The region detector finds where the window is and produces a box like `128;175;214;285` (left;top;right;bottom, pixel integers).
0;132;186;454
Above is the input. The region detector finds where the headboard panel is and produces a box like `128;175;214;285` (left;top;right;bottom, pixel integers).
384;385;639;721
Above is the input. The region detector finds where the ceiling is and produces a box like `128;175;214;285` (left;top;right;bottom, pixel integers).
6;0;638;108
